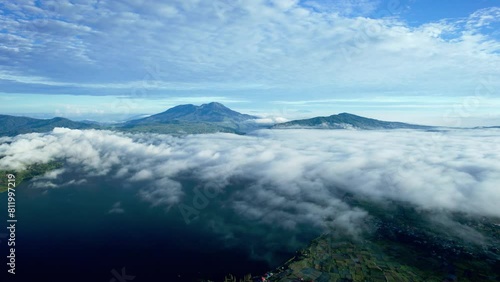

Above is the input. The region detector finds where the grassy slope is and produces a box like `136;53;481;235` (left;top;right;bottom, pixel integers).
0;161;63;193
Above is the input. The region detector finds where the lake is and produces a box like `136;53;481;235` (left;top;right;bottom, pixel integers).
0;174;309;282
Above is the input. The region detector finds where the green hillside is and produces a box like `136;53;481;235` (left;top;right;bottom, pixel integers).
0;161;63;193
0;115;94;136
273;113;432;130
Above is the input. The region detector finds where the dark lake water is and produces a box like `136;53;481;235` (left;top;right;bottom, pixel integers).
0;175;310;282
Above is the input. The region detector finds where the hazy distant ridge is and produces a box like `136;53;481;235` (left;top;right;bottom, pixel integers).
0;115;94;136
3;103;495;137
273;113;432;130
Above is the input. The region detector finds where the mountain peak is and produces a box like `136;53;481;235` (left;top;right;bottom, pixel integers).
126;102;257;125
201;102;226;108
199;102;231;112
166;104;197;111
337;112;358;117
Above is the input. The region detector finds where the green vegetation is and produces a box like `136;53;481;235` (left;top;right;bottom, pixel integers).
263;227;499;282
0;161;63;193
0;115;94;137
262;207;500;282
210;197;500;282
224;274;253;282
267;237;443;281
118;122;243;135
201;273;254;282
0;103;256;136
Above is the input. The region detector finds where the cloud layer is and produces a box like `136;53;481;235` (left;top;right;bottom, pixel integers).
0;1;499;96
1;128;499;234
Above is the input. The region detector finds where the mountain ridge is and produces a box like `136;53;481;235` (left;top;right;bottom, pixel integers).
0;115;95;136
273;112;433;130
3;103;497;137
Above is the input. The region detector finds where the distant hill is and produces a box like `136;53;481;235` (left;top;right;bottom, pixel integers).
0;115;94;136
273;113;432;130
123;102;258;134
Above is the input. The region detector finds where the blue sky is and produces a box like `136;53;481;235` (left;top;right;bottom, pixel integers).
0;0;499;126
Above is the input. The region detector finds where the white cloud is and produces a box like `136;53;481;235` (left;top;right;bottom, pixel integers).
108;201;125;214
467;7;500;29
249;116;289;125
0;0;498;98
39;168;66;180
1;128;500;239
303;0;382;16
271;0;299;11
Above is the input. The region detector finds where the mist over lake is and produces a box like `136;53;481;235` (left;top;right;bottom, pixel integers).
1;128;500;281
